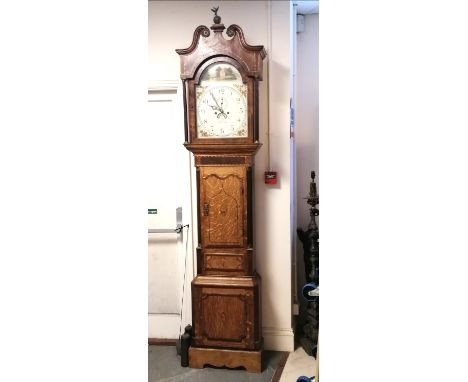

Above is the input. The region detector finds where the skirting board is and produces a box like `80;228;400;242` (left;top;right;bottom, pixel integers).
263;327;295;352
147;330;294;352
148;338;177;346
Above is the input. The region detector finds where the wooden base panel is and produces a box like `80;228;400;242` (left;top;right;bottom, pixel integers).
189;346;262;373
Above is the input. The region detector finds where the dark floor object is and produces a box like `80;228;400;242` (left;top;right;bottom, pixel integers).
149;345;286;382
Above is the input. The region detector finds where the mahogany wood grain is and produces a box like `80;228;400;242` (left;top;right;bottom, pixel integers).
176;22;265;146
176;24;265;80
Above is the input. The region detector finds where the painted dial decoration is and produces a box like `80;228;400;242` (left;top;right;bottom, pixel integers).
196;63;248;138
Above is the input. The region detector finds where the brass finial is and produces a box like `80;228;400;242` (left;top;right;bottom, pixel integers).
211;6;221;24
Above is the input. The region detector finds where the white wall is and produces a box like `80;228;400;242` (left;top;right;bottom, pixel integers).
295;14;319;313
256;0;294;352
149;0;294;351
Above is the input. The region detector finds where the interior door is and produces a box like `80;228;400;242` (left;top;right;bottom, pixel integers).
147;83;193;340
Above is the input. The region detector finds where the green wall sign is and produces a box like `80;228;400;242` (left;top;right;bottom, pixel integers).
148;209;158;214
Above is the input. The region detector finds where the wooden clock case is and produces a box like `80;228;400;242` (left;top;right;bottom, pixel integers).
176;15;266;373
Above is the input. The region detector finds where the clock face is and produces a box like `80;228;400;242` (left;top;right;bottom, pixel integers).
196;63;248;138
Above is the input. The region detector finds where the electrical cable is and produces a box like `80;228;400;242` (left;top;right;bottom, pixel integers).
178;223;190;340
267;0;272;171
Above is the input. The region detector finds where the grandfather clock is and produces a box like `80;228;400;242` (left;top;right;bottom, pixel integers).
176;8;266;373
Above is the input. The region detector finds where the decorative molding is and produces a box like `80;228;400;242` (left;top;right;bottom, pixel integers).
176;23;265;80
147;80;179;102
175;25;210;56
184;142;261;155
226;24;267;59
148;80;179;93
263;327;295;352
189;346;262;373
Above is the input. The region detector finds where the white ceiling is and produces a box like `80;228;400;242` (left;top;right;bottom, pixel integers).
294;0;319;14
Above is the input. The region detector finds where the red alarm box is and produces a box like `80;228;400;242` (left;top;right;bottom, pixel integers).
264;171;277;185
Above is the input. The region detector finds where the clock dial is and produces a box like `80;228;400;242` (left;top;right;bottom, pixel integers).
196;63;248;138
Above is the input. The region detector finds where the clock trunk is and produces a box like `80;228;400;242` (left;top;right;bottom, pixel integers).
196;162;255;277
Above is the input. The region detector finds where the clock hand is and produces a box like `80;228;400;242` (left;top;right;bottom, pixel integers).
217;110;228;119
210;91;222;110
210;91;228;118
209;103;227;118
219;97;228;118
209;103;226;117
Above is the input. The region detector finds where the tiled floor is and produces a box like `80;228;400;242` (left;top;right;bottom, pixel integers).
149;345;285;382
279;346;316;382
148;344;316;382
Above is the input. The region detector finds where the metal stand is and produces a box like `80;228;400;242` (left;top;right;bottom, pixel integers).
297;171;319;357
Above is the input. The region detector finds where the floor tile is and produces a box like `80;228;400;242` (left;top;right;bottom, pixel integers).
279;346;316;382
149;346;284;382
